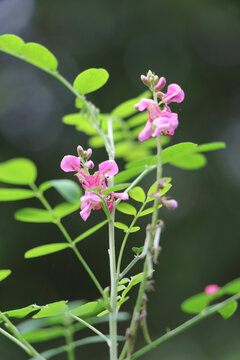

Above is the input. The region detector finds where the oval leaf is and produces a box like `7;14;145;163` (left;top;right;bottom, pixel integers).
25;243;69;259
1;305;42;322
21;42;58;70
196;142;226;152
73;68;109;95
114;166;145;184
181;293;211;314
0;158;37;185
222;278;240;295
112;91;150;118
73;220;108;244
139;204;162;217
129;187;145;202
0;269;11;282
33;301;68;319
162;143;197;164
53;202;80;219
218;301;238;319
0;34;24;53
0;188;35;201
128;226;140;233
170;153;207;170
71;301;105;318
14;208;54;223
116;203;136;216
114;222;128;231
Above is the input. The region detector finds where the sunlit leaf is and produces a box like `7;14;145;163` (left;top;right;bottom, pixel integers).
218;301;238;319
0;158;37;185
196;142;226;152
114;222;128;231
0;305;42;323
50;180;82;203
181;292;222;314
24;243;70;259
162;143;197;164
222;278;240;295
112;91;150;118
14;208;54;223
53;202;80;219
126;156;156;169
127;226;140;233
73;220;108;244
73;68;109;95
0;269;11;282
62;114;97;135
33;301;68;319
116;203;137;216
23;326;64;343
127;112;148;128
139;204;162;217
0;34;24;53
21;42;58;70
71;301;105;318
122;272;144;298
169;153;207;170
129;187;145;202
114;166;146;184
89;136;105;148
0;188;35;201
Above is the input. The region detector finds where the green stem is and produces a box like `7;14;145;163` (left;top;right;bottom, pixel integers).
69;313;110;346
130;293;240;359
0;311;45;359
119;135;162;360
65;327;75;360
0;326;31;355
116;202;146;278
30;184;107;302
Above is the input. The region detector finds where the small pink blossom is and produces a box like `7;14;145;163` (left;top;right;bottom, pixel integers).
204;284;219;295
162;199;178;209
162;84;185;104
154;77;166;91
84;160;94;169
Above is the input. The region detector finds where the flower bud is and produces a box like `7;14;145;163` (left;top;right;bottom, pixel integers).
85;160;94;169
77;145;84;157
85;148;93;160
161;197;178;209
140;75;150;86
204;284;219;295
154;77;166;91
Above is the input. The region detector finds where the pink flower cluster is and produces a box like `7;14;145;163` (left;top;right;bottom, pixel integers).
61;151;128;221
135;76;184;142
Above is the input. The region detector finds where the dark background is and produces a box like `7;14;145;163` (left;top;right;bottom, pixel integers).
0;0;240;359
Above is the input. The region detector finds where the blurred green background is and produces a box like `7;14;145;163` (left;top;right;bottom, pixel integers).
0;0;240;359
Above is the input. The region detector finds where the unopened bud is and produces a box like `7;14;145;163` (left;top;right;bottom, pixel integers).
204;284;219;295
155;77;166;91
140;75;150;86
153;75;159;84
85;148;92;160
161;197;178;209
85;160;94;169
77;145;84;157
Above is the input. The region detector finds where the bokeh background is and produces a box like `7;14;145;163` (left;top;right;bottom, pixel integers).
0;0;240;359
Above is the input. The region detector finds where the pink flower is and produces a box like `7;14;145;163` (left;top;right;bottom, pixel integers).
204;284;219;295
61;149;128;221
162;84;185;104
135;100;179;141
154;77;166;91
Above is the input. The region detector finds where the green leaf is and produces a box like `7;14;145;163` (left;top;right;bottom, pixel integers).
0;34;24;53
53;202;80;219
218;301;238;319
139;205;162;217
24;243;70;259
114;166;146;184
127;112;148;128
33;301;68;319
0;188;35;201
181;293;212;314
73;68;109;95
23;326;64;343
222;278;240;295
14;208;54;223
170;153;207;170
122;272;145;298
50;180;82;203
112;91;150;118
132;247;143;255
0;158;37;185
114;222;128;231
127;226;140;233
116;203;137;216
73;220;108;244
102;183;130;195
71;301;105;318
147;178;172;202
129;187;145;202
21;42;58;71
0;269;11;282
0;305;42;323
126;156;156;169
62;114;97;135
162;143;197;164
88;136;105;148
196;142;226;152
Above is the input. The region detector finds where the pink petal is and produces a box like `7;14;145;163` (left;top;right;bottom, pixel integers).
80;204;92;221
152;118;170;137
98;160;119;176
81;193;100;204
138;121;153;142
60;155;81;172
134;98;156;112
85;160;94;169
154;77;166;91
111;192;129;200
163;84;185;104
204;284;219;295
